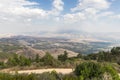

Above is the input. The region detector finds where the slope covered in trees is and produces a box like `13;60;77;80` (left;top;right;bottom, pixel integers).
0;47;120;80
84;47;120;64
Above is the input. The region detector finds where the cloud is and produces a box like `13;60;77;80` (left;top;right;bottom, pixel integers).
63;0;112;23
63;12;86;23
0;0;47;23
53;0;64;12
47;0;64;16
0;0;65;33
61;0;120;32
71;0;110;12
0;0;64;21
0;0;120;33
0;0;115;23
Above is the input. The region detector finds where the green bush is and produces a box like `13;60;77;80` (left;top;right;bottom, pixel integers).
103;64;120;80
7;54;32;67
74;62;120;80
74;62;104;79
63;74;79;80
58;51;68;62
41;52;60;67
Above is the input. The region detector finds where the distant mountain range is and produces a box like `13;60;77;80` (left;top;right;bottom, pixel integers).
20;30;120;43
1;30;120;43
0;30;120;55
0;33;15;38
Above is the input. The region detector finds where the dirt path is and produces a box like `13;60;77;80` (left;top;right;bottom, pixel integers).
11;68;73;74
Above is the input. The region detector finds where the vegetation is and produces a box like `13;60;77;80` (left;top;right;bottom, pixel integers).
0;52;63;68
58;51;68;62
0;46;120;80
74;62;120;80
7;54;32;67
84;47;120;64
0;73;36;80
74;62;104;79
0;62;119;80
40;52;60;67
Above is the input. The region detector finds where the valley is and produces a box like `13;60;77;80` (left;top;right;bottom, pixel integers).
0;35;120;80
0;35;114;57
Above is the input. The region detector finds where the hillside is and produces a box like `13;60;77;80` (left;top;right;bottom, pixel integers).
45;48;78;58
0;35;113;54
0;39;120;80
0;37;78;60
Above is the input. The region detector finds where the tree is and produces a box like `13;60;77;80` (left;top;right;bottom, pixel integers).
58;51;68;62
7;54;19;66
64;51;68;59
111;47;120;55
41;52;59;67
0;61;5;69
74;62;104;79
77;53;83;58
19;55;31;66
35;54;40;63
7;54;31;67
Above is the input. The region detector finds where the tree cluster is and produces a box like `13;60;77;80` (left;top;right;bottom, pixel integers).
7;54;31;66
84;47;120;64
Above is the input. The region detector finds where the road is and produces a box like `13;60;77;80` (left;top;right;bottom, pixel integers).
11;68;73;74
2;68;120;77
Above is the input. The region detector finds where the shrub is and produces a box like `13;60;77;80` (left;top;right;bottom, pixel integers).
103;65;120;80
74;62;104;79
58;51;68;62
41;52;60;67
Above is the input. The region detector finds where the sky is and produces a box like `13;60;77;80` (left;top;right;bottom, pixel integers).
0;0;120;34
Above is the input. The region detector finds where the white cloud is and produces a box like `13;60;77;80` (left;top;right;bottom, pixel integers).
0;0;64;21
63;12;86;23
53;0;64;11
48;0;64;16
61;0;120;32
0;0;120;33
109;14;120;19
63;0;112;23
0;0;48;22
84;8;98;15
0;0;64;33
71;0;110;12
97;11;114;18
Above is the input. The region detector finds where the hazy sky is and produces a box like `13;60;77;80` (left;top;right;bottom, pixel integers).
0;0;120;34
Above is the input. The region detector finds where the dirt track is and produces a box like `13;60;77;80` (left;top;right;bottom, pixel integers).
11;69;73;74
